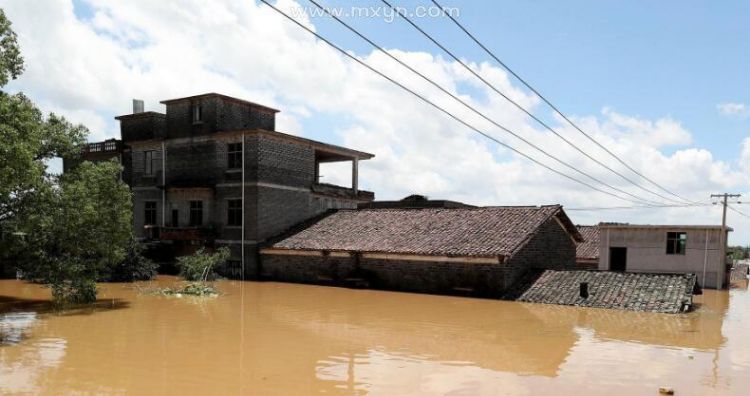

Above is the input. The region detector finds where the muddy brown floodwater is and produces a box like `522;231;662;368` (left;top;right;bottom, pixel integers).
1;277;749;395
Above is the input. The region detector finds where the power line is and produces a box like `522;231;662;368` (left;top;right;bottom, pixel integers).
304;0;663;206
567;203;712;211
728;204;750;219
379;0;685;205
258;0;655;205
428;0;698;205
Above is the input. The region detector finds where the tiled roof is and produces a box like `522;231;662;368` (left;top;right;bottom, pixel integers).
269;205;580;258
576;225;600;260
513;270;696;313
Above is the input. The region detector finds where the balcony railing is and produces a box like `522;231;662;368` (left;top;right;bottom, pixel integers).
312;183;374;201
144;226;215;241
82;139;122;154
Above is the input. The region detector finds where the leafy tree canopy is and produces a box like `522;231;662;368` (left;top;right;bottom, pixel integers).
19;160;133;304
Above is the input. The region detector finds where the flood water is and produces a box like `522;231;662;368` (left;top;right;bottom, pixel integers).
1;277;749;395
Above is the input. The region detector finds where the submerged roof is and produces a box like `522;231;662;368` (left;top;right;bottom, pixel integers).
512;270;696;314
576;225;600;260
269;205;582;258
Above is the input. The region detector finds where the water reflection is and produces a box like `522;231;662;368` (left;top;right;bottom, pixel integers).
0;277;745;395
0;311;37;345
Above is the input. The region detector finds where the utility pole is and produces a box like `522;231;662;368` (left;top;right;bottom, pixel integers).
711;193;741;289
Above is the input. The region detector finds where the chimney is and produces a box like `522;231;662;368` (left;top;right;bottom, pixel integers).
132;99;144;114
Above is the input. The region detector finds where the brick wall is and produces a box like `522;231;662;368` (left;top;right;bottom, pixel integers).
506;216;577;288
257;135;315;188
217;100;275;131
359;258;506;297
120;113;166;142
260;254;356;284
261;253;511;297
132;188;162;238
165;97;275;139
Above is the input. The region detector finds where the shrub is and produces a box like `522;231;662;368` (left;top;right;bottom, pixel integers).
177;247;230;282
51;278;97;306
102;238;158;282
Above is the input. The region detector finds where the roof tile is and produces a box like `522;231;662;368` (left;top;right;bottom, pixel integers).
271;205;569;257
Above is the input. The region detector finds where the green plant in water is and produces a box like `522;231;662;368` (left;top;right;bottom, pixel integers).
51;279;97;307
177;247;230;282
159;282;219;297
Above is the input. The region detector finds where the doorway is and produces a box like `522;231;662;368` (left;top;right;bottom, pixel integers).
609;247;627;271
171;209;179;227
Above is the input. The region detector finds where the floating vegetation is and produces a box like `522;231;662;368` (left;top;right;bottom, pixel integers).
138;281;219;297
161;282;219;297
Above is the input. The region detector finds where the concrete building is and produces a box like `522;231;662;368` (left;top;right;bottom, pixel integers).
260;205;583;297
597;223;732;289
67;93;374;278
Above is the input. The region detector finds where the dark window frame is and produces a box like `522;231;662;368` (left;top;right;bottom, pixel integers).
144;150;157;176
227;142;242;169
189;201;203;227
144;201;157;226
666;231;687;255
227;199;242;227
192;104;203;124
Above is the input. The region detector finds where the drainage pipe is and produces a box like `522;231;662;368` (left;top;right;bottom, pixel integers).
241;133;245;281
702;229;709;288
161;141;166;228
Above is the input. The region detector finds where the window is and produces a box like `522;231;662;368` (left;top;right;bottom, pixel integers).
666;232;687;255
144;150;157;176
193;104;202;123
227;199;242;226
144;201;157;226
189;201;203;226
171;209;179;227
227;142;242;169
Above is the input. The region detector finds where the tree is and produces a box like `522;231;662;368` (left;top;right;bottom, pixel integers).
101;236;158;282
0;9;145;303
177;247;230;282
0;8;23;87
0;8;86;224
19;160;133;304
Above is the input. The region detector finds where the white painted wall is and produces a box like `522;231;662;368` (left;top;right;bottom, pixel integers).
598;227;728;289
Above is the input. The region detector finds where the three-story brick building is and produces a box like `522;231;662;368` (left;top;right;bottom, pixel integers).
68;93;374;278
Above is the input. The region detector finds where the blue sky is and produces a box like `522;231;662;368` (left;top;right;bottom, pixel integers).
8;0;750;242
67;0;750;160
306;0;750;159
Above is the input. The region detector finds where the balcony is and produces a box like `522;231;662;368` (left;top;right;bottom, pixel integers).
82;139;122;154
144;226;215;241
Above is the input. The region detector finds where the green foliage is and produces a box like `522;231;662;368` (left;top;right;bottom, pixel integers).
101;237;158;282
0;8;23;87
51;278;98;306
0;93;88;223
0;10;134;305
157;282;219;297
177;247;230;282
20;160;133;305
0;10;86;224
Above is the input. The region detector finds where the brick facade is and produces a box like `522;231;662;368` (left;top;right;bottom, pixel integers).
70;93;375;279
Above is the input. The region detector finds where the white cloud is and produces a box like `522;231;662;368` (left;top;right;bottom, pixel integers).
717;102;750;118
2;0;749;242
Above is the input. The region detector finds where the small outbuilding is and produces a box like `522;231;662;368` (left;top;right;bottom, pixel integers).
260;205;583;297
598;223;732;289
